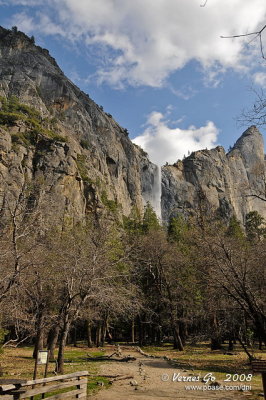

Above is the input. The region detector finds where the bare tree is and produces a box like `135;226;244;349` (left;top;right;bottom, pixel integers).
195;217;266;348
44;219;133;373
0;182;43;303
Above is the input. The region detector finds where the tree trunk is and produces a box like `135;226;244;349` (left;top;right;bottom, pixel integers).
131;320;135;343
210;313;222;350
72;327;77;347
211;337;222;350
86;320;93;348
56;318;71;374
228;338;234;351
47;325;60;361
101;323;107;347
33;311;44;359
173;324;184;351
180;321;188;346
138;315;143;346
96;323;102;347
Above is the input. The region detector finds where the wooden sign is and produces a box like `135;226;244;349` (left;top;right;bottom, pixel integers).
37;351;48;365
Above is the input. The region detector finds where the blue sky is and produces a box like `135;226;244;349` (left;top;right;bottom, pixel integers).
1;0;266;165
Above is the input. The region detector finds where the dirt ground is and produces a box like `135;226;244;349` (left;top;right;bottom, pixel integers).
91;347;254;400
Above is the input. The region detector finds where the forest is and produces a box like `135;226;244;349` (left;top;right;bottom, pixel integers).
0;180;265;375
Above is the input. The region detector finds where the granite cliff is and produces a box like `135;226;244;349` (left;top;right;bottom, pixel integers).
0;26;265;226
162;126;266;224
0;26;159;225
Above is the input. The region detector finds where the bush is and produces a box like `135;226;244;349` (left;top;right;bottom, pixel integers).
76;154;90;182
80;139;90;149
0;111;24;125
101;191;119;213
0;96;67;145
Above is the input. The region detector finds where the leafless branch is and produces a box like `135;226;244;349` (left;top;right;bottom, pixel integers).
200;0;208;7
221;24;266;60
2;334;32;348
245;193;266;202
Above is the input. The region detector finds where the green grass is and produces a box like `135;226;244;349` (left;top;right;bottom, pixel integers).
87;376;111;392
0;345;110;397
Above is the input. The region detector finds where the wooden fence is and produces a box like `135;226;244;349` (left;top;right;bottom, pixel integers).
0;371;88;399
252;360;266;400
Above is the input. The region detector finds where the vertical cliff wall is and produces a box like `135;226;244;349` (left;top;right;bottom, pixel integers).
162;126;266;223
0;26;159;224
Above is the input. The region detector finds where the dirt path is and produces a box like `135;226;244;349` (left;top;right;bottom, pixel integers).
91;347;251;400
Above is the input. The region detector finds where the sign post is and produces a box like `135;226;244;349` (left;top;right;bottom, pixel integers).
31;350;49;400
37;351;49;367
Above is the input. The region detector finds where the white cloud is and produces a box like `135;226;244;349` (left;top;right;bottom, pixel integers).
7;0;44;5
170;85;198;100
9;11;65;36
253;72;266;88
7;0;266;88
9;12;35;33
133;111;219;166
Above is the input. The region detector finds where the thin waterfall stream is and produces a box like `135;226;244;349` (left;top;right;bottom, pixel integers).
143;164;162;220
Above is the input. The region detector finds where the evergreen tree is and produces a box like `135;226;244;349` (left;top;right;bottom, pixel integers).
142;202;160;233
245;211;266;240
168;214;189;243
227;215;244;239
123;206;143;235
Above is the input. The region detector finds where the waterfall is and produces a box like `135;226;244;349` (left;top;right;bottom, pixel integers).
151;165;162;220
142;164;162;220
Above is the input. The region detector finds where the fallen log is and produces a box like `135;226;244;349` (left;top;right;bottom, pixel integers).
87;356;136;362
89;374;127;378
110;375;134;382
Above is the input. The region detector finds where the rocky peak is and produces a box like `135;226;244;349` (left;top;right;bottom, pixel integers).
0;26;59;69
162;126;266;223
229;125;264;166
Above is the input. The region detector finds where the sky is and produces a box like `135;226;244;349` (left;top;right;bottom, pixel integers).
1;0;266;165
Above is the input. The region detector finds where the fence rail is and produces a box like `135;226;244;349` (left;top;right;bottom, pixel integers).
0;371;88;399
251;360;266;400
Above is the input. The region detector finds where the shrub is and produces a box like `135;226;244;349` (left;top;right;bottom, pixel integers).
0;96;67;145
0;111;24;125
101;190;119;213
80;139;90;149
76;154;90;182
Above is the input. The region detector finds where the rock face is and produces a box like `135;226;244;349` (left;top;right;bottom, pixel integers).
0;26;265;226
0;26;158;224
162;126;266;223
